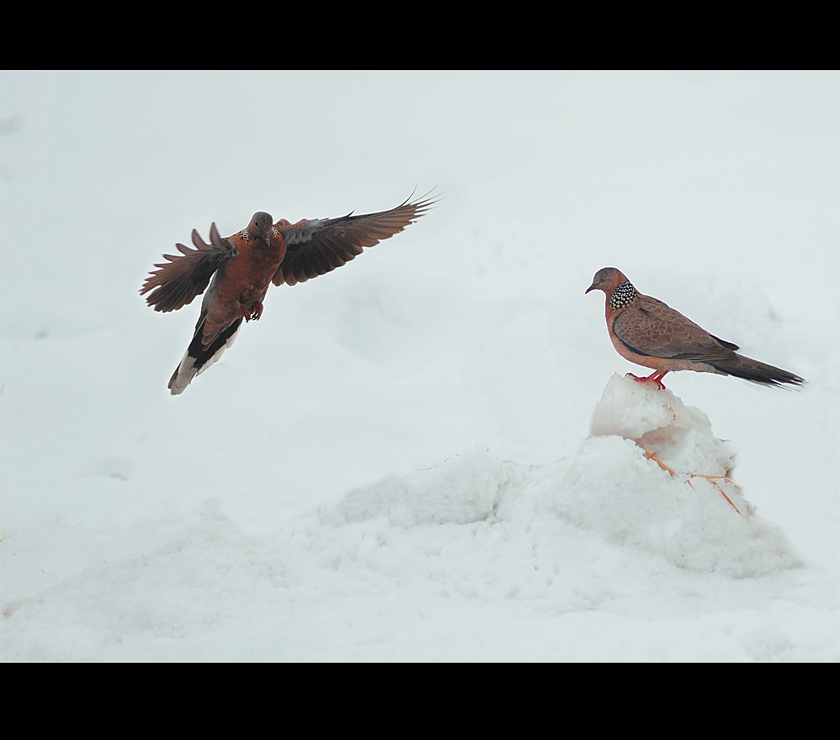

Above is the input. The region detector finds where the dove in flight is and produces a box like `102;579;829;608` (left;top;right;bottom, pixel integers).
141;193;436;394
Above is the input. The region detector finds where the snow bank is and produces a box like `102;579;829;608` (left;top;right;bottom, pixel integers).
327;374;800;581
324;446;514;528
561;374;801;578
0;375;814;661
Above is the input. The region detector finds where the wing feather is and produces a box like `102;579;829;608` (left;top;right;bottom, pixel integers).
272;192;437;287
141;224;238;312
613;299;737;362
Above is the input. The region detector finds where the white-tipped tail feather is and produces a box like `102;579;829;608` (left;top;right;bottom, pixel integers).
168;322;242;395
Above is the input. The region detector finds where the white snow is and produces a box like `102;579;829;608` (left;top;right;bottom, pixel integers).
1;71;837;661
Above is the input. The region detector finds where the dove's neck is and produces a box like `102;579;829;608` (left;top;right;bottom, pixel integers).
609;281;638;311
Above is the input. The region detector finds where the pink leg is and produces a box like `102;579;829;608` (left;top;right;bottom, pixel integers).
627;370;669;389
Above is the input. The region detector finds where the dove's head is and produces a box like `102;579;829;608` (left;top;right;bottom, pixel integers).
248;212;274;238
586;267;629;295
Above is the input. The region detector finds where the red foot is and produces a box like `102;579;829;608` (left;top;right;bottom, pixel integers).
241;302;263;322
627;370;668;389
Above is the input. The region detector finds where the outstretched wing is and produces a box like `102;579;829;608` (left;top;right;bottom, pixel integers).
272;192;437;287
613;298;739;361
140;223;238;312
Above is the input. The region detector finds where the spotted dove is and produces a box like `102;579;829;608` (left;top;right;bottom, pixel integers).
585;267;804;389
141;194;436;394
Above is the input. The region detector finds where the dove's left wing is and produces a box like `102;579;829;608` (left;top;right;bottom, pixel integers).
272;193;437;287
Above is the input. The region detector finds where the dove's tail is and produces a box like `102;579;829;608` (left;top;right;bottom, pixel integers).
709;353;805;388
168;317;243;395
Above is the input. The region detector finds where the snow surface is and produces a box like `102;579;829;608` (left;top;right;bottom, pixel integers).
1;71;837;661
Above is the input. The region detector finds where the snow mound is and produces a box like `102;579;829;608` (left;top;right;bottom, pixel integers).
324;375;801;580
558;374;800;577
591;373;735;478
323;446;518;527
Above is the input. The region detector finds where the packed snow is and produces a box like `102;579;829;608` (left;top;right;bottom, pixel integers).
1;71;837;661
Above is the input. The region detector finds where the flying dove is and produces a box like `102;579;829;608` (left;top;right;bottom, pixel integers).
141;193;436;394
585;267;804;389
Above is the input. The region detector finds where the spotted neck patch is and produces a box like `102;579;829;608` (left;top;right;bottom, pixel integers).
609;281;638;310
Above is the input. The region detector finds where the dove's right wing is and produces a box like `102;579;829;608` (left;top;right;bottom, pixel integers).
141;223;238;313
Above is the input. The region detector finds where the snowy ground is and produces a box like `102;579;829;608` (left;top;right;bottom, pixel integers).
1;71;837;661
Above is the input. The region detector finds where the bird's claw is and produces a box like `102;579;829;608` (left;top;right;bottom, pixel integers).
627;371;668;389
241;302;263;322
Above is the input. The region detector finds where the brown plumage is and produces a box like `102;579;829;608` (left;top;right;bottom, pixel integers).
141;193;436;394
585;267;804;389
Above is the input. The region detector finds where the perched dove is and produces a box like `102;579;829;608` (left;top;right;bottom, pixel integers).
141;193;436;394
585;267;804;389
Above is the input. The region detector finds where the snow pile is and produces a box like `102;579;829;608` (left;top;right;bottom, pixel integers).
324;446;514;527
320;374;800;584
0;376;818;661
555;374;800;578
590;373;735;478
